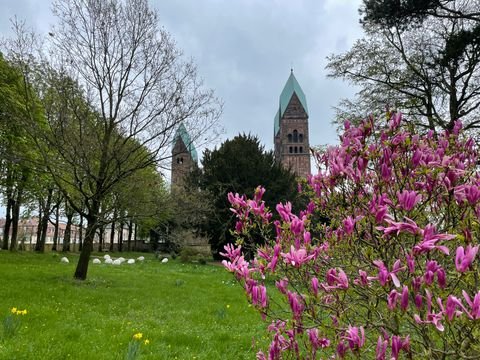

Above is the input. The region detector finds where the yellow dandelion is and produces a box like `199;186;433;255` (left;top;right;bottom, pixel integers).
11;307;17;314
133;332;143;340
22;309;27;315
226;304;231;309
144;339;150;345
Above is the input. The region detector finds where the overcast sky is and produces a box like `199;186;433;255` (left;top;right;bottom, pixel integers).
0;0;363;162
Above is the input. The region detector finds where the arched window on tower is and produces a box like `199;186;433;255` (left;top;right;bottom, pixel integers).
299;134;303;143
288;133;292;142
293;130;298;142
299;146;303;153
289;146;293;153
294;146;298;153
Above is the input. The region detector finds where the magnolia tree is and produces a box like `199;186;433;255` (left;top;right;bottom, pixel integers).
222;113;480;359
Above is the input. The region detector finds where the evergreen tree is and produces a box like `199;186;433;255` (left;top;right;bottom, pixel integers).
191;134;300;258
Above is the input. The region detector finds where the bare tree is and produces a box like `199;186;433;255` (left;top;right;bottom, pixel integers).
328;3;480;132
8;0;221;279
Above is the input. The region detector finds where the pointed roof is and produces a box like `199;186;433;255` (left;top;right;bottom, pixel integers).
274;71;308;135
174;123;198;163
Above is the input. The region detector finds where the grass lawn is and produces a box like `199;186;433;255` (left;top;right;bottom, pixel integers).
0;251;268;359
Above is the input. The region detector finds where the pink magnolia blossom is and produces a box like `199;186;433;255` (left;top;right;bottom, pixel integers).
372;259;404;287
462;290;480;319
275;278;289;294
376;336;388;360
322;268;349;291
397;190;421;211
391;335;410;359
281;246;314;267
405;253;415;273
401;285;409;311
311;277;319;297
377;216;420;237
455;245;479;272
412;224;455;255
307;328;330;352
343;325;365;351
343;216;355;235
251;283;268;308
276;202;293;222
227;192;247;209
287;291;304;320
414;290;445;331
220;243;242;260
387;290;399;310
353;269;372;286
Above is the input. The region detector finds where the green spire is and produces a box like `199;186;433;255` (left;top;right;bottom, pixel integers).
175;123;198;163
274;71;308;135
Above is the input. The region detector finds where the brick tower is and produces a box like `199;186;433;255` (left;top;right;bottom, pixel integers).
274;70;311;177
171;123;198;187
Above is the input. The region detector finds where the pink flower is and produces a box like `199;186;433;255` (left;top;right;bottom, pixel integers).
413;224;455;255
307;328;330;352
253;186;266;202
287;291;304;320
227;192;247;208
343;325;365;351
455;245;479;272
391;335;410;359
462;290;480;319
220;243;242;260
343;216;355;235
322;268;349;291
290;216;305;235
276;202;293;222
377;216;420;237
311;277;319;296
275;278;289;294
388;290;399;310
353;270;372;286
376;335;388;360
405;253;415;273
281;246;314;267
337;342;348;359
251;283;268;308
401;285;409;311
373;259;404;287
444;295;464;321
397;190;421;211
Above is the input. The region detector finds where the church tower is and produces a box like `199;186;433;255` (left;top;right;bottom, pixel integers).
274;71;311;177
171;124;198;187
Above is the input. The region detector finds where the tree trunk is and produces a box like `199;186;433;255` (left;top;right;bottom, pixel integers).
109;221;115;252
10;187;24;252
74;199;100;280
63;210;74;252
2;197;13;250
78;215;83;251
52;205;60;251
127;219;133;251
97;225;104;252
134;223;138;251
109;208;117;252
74;215;98;280
118;222;124;252
36;188;53;252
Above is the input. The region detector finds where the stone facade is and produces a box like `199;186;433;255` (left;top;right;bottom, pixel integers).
274;74;311;178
